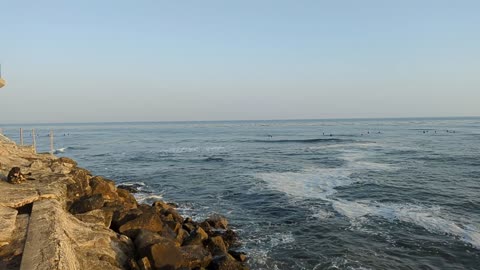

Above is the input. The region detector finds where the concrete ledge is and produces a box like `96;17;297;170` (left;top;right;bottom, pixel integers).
20;199;79;270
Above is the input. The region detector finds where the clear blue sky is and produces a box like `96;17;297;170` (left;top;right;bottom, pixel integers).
1;0;479;123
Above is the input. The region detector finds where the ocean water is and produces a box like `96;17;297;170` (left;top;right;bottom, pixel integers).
2;118;480;269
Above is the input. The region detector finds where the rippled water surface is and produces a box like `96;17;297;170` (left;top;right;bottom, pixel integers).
3;118;480;269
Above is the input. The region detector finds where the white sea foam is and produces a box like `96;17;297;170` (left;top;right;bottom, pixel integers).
135;194;163;204
257;168;353;200
332;200;480;249
161;146;227;154
256;151;393;200
54;147;66;154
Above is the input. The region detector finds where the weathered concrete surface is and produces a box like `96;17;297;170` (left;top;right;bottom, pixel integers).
0;206;17;247
20;199;132;270
0;214;29;269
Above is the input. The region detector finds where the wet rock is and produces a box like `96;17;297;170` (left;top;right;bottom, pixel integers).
69;194;105;214
183;227;209;246
152;200;173;210
183;220;197;233
180;245;212;268
199;220;213;234
206;215;229;230
175;228;190;245
209;254;248;270
206;236;228;255
117;183;142;193
229;250;248;262
219;229;238;248
118;210;165;238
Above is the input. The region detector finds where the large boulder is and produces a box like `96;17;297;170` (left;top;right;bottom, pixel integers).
209;254;249;270
206;215;229;230
69;168;92;194
118;210;165;239
182;227;208;246
206;236;227;255
69;194;105;214
116;188;138;209
75;209;113;227
110;207;143;231
134;230;176;258
67;168;92;206
212;229;238;249
145;240;184;270
229;250;248;263
180;245;212;268
90;176;119;202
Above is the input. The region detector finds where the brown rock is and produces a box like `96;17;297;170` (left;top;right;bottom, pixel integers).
111;207;143;231
128;258;141;270
152;200;173;211
137;257;152;270
147;240;184;270
118;210;165;238
134;230;174;258
68;168;92;199
175;228;189;245
207;215;229;229
55;157;78;167
206;236;228;255
182;227;208;246
75;209;113;227
228;250;248;262
162;208;184;224
182;222;196;233
117;188;138;209
90;176;118;202
199;221;213;234
180;245;212;268
69;194;105;214
219;229;238;248
209;254;248;270
164;221;181;233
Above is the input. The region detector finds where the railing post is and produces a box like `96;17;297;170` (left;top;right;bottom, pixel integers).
50;129;54;154
32;129;37;153
20;128;24;145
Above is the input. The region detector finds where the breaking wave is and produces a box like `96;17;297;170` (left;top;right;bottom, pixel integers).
332;200;480;249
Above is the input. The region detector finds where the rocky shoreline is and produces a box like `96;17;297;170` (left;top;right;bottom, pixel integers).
0;138;249;270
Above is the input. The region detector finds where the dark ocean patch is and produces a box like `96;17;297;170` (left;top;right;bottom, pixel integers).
66;146;89;150
248;138;354;143
203;157;225;162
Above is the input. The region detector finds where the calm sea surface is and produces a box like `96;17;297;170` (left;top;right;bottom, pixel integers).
2;118;480;269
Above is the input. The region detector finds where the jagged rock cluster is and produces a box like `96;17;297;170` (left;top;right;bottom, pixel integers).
65;162;249;270
0;141;249;270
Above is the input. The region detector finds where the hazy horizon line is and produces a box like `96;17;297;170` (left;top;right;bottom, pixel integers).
1;115;479;126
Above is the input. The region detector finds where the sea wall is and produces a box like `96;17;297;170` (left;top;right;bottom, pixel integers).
0;139;248;270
